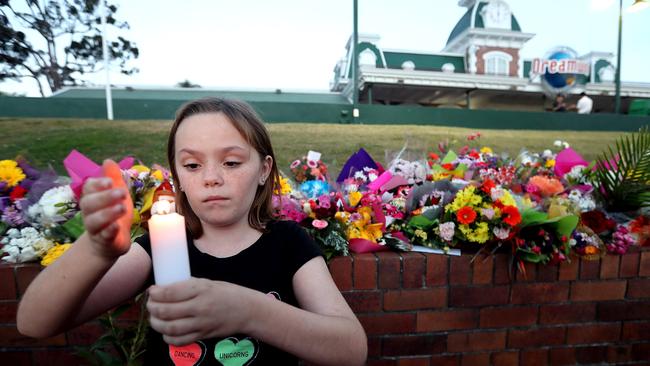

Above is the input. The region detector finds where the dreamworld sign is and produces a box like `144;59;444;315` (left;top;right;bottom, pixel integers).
531;46;590;96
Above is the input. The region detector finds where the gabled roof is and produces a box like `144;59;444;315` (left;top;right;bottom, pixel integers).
447;0;523;45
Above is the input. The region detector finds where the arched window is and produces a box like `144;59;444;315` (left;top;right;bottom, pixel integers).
359;49;377;67
483;51;512;76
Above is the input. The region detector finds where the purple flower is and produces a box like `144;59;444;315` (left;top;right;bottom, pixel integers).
318;195;331;209
1;205;26;227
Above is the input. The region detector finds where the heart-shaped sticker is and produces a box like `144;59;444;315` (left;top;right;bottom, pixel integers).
169;341;206;366
214;337;258;366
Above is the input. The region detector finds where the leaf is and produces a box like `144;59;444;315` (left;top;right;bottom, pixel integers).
592;126;650;211
408;215;437;230
61;212;85;240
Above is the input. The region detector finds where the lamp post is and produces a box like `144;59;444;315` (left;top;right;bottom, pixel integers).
614;0;649;114
352;0;359;123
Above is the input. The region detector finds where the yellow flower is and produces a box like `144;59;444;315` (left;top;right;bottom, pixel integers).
446;185;482;213
349;191;363;207
458;222;489;243
0;160;26;187
274;177;292;195
151;170;164;180
335;211;350;223
131;165;150;173
499;190;517;207
545;159;556;168
40;243;72;266
480;147;493;154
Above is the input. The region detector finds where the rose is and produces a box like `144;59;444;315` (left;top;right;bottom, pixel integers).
312;219;328;229
581;210;616;234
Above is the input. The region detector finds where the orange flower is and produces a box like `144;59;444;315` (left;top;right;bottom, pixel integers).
585;246;598;255
528;175;564;197
456;206;477;225
501;205;521;227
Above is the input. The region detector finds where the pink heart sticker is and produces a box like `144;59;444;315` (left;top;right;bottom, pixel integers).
169;342;205;366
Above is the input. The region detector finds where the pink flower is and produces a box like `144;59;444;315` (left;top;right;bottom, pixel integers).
307;160;318;168
493;227;510;240
439;222;455;242
290;160;301;169
312;219;328;229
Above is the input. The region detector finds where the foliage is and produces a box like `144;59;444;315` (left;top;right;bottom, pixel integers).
0;0;138;96
75;293;148;366
593;126;650;212
175;79;201;88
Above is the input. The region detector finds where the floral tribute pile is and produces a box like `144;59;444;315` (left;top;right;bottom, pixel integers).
2;131;649;274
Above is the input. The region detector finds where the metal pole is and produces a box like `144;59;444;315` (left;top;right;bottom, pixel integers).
352;0;359;123
615;0;623;114
100;0;114;120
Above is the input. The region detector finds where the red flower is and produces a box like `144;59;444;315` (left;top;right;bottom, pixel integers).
502;205;521;227
469;150;480;159
456;206;477;225
428;152;439;161
9;186;28;202
442;163;454;171
481;179;496;194
581;210;616;234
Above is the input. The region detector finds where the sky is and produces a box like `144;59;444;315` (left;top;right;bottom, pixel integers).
2;0;650;96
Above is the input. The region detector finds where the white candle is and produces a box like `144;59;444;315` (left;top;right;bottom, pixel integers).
148;200;191;285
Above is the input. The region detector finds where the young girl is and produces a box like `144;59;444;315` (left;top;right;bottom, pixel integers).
17;98;367;366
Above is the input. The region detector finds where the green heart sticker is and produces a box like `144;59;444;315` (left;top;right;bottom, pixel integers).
214;337;257;366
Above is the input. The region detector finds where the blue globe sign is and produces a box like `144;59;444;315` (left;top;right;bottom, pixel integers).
531;46;590;96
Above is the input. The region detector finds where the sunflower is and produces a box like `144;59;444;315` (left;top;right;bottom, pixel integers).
0;160;26;188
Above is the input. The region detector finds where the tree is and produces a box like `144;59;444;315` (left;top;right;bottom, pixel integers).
0;0;138;96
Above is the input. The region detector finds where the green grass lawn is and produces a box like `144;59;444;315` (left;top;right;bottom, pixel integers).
0;117;629;176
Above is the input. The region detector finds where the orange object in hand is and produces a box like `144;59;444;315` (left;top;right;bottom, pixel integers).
102;160;134;246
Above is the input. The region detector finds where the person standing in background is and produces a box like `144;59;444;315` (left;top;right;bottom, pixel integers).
576;92;593;114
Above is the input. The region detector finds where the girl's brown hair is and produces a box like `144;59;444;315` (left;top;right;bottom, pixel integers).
167;98;280;239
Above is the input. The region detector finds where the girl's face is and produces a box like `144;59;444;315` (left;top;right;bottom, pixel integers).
174;112;271;229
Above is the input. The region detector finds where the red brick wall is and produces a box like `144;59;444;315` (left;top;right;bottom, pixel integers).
475;46;519;77
2;246;649;365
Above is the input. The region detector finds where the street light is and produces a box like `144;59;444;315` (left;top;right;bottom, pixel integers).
614;0;648;114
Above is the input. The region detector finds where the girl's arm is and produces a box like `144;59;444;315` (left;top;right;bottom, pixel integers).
147;256;367;366
16;233;152;338
17;176;152;338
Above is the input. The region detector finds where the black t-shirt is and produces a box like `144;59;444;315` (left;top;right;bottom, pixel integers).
135;220;322;366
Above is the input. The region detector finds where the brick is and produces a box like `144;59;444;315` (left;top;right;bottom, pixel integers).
558;259;578;281
358;313;416;335
447;330;506;352
549;348;576;366
570;280;626;301
383;288;446;311
480;306;538;328
621;252;641;277
600;255;620;279
0;300;18;323
628;278;650;299
449;255;472;285
382;334;446;356
397;358;430;366
0;325;66;347
416;309;477;332
402;252;425;288
66;322;105;346
491;351;519;366
575;345;607;364
0;265;17;300
377;252;401;289
429;355;458;366
15;264;41;297
328;256;352;291
607;344;633;364
367;360;396;366
536;263;558;282
521;349;548;366
472;255;493;285
368;336;381;358
515;262;536;282
353;253;377;289
460;353;489;366
342;291;381;313
2;351;31;366
640;251;650;276
32;349;86;366
511;282;569;304
622;321;650;340
567;323;621;344
425;254;447;286
598;300;650;321
539;303;596;324
632;342;650;361
579;258;600;279
493;254;512;284
449;286;509;307
508;327;566;348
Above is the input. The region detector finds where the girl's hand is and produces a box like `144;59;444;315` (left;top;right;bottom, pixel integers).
79;176;132;259
147;278;254;346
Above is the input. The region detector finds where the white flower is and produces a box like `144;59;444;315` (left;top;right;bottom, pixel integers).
354;171;367;182
563;142;570;149
493;227;511;240
439;222;455;242
368;172;378;182
490;187;505;201
1;227;54;263
554;140;563;147
28;185;76;225
542;149;553;158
